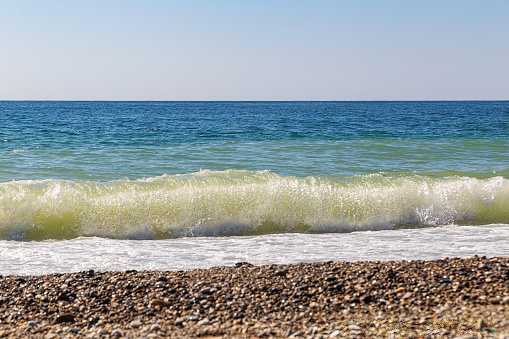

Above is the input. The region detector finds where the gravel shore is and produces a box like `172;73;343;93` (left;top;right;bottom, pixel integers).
0;256;508;338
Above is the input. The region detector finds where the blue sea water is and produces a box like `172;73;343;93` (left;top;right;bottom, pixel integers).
1;101;508;274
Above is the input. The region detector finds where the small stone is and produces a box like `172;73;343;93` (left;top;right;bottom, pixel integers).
149;324;161;332
174;317;186;326
349;324;362;331
201;287;214;294
130;320;143;328
235;262;253;267
475;319;487;330
111;329;123;337
197;318;210;326
57;292;69;301
27;321;38;327
502;296;509;304
111;328;124;338
309;302;319;310
361;294;373;303
275;269;289;276
149;299;171;307
188;315;199;321
489;297;500;304
402;292;413;300
330;330;341;338
55;313;74;323
45;333;58;339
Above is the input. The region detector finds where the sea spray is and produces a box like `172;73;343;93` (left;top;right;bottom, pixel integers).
1;170;508;240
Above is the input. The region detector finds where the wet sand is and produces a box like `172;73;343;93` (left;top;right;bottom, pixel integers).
0;256;508;338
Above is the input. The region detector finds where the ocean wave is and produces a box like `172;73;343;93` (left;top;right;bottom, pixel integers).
0;170;508;240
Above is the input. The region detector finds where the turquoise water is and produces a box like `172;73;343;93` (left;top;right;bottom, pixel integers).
2;101;508;181
0;101;508;241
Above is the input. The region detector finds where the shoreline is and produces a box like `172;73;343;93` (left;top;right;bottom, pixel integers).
0;256;508;338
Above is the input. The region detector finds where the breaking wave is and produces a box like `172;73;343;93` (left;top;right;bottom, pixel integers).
0;170;508;240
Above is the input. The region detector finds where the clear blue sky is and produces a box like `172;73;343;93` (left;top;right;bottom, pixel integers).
1;1;508;100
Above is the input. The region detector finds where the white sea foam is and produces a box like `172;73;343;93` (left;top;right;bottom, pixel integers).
1;224;508;276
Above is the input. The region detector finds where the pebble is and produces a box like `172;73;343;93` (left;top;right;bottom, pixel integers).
174;317;186;326
257;329;268;337
111;328;123;337
348;324;362;331
402;291;413;299
98;328;109;335
149;299;171;307
130;320;143;328
197;318;210;326
0;256;507;338
149;323;161;332
55;313;74;323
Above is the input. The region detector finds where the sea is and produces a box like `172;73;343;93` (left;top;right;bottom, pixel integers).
1;101;508;276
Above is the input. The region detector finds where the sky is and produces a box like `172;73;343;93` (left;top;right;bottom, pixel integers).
0;1;508;101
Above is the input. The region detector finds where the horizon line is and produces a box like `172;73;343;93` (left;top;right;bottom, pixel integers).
1;99;508;102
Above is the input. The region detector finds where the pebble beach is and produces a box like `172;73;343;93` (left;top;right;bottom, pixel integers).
0;256;508;338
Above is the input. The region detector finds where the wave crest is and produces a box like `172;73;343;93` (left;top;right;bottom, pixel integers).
0;170;508;240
